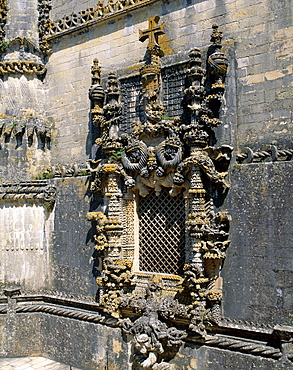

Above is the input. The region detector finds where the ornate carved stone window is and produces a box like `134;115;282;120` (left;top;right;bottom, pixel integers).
87;18;232;369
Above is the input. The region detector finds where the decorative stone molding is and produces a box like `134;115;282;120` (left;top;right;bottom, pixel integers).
44;0;160;40
0;294;290;362
204;335;282;359
0;180;56;211
236;145;293;164
0;37;47;78
37;164;89;179
0;61;46;76
1;291;292;362
87;19;232;368
0;0;7;45
38;0;52;55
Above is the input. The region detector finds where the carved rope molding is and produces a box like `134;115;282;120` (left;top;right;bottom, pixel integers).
0;61;46;76
0;298;287;361
44;0;160;40
0;291;291;361
236;145;293;164
0;181;56;211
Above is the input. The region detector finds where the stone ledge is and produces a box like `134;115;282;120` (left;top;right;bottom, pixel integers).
0;293;292;362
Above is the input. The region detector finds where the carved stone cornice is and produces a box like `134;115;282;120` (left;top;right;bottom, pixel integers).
45;0;161;40
0;180;56;211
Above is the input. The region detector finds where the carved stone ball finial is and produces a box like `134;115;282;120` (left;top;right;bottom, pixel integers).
210;24;223;45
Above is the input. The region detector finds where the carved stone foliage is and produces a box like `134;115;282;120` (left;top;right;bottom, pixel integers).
38;0;52;55
87;19;231;367
121;277;187;369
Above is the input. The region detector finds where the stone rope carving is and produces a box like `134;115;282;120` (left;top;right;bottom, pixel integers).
87;19;232;368
0;181;56;211
0;301;285;361
236;145;293;163
204;336;282;359
15;304;119;326
1;290;292;362
0;61;46;76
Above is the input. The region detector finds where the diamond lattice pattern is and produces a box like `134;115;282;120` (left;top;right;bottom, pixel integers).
138;188;185;275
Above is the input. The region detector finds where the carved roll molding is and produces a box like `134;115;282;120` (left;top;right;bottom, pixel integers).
87;18;231;368
0;181;56;211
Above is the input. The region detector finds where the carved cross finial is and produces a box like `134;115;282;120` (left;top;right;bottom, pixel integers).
139;16;164;48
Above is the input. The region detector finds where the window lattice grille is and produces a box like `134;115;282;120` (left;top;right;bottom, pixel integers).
138;189;185;275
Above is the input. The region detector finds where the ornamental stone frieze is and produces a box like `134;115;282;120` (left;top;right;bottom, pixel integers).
43;0;162;41
87;18;231;368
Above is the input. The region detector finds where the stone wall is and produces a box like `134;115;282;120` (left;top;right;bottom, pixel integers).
0;0;292;369
45;0;292;167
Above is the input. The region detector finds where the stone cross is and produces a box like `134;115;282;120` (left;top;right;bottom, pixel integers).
139;15;164;48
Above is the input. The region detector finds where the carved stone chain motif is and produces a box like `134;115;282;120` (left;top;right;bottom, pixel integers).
87;18;231;369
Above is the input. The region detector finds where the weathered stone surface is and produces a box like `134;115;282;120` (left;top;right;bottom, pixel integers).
223;161;293;326
0;0;292;369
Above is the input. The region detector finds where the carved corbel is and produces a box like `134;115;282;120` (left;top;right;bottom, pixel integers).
121;277;187;369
